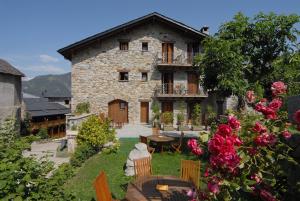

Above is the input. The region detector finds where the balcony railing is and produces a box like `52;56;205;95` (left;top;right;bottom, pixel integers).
154;83;207;98
156;54;194;66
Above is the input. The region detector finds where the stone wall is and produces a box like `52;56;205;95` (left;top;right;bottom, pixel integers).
0;73;22;124
71;22;201;123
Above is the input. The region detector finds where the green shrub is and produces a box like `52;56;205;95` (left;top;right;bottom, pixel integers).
161;112;173;125
77;115;116;147
192;104;201;126
70;143;98;167
151;101;160;127
0;117;19;144
75;102;90;115
37;128;49;139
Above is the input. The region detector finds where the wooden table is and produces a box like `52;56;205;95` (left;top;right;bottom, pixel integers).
147;135;175;153
126;176;193;201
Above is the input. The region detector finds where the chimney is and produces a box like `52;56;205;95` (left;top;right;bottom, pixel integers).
200;26;209;35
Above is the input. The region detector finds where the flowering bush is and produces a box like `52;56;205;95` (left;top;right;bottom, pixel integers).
187;81;300;201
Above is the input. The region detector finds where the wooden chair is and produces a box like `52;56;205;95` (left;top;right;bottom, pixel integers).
171;131;184;153
133;157;152;179
180;160;201;189
93;171;118;201
139;135;155;154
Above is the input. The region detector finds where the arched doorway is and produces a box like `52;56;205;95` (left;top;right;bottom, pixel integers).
108;99;128;124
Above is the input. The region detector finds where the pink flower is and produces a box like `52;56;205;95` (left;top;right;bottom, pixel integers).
228;115;241;130
247;147;258;156
259;189;277;201
186;189;197;199
251;173;262;183
282;130;292;139
252;122;267;133
255;102;266;112
187;139;198;149
207;181;220;194
204;167;210;177
254;133;277;146
192;147;204;156
216;124;232;136
294;109;300;124
246;90;256;103
271;81;287;97
263;107;277;120
268;98;282;111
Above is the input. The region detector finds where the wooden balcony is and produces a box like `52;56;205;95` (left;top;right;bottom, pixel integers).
154;84;207;100
156;55;199;71
30;119;66;130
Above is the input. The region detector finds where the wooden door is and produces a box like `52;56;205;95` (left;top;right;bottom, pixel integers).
162;43;174;64
188;73;198;94
140;102;149;123
108;100;128;123
162;101;173;113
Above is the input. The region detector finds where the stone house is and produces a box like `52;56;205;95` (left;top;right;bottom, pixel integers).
0;59;24;125
58;12;230;126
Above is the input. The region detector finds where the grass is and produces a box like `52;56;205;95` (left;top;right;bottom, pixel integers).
64;138;203;201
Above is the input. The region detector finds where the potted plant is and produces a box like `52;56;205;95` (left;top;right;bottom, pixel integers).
192;104;202;131
205;105;217;131
151;101;160;134
177;101;189;131
161;112;174;131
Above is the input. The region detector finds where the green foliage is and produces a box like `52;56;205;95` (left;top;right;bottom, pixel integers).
77;115;116;147
102;139;121;154
206;105;217;126
0;117;19;145
21;112;31;135
70;143;98;167
161;112;173;125
151;101;160;124
177;101;185;125
192;104;202;126
37;128;49;139
196;12;300;98
75;102;90;115
0;136;74;200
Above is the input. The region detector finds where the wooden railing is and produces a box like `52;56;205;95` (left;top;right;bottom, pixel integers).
154;83;207;97
30;119;66;130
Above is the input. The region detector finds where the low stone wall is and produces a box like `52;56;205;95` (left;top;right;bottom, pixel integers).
65;113;92;130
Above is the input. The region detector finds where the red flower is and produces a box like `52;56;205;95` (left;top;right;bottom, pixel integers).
228;115;241;130
282;130;292;139
271;81;287;97
268;98;282;111
263;107;277;120
254;133;277;146
187;139;198;149
192;147;204;156
216;124;232;136
204;167;210;177
247;147;258;156
294;109;300;124
246;90;256;103
255;102;266;112
207;181;220;194
252;122;267;133
259;189;277;201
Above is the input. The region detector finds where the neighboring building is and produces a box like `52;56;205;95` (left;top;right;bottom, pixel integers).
23;98;70;138
41;90;71;108
58;12;228;126
0;59;24;125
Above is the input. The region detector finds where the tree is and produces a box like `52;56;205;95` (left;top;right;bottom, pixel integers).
196;12;300;100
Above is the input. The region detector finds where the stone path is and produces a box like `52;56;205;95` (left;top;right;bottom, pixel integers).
116;124;201;138
22;140;70;168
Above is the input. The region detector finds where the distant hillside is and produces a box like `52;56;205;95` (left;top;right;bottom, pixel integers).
22;73;71;97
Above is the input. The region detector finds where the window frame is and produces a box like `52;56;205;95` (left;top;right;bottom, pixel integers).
141;72;148;82
142;42;148;51
119;41;129;51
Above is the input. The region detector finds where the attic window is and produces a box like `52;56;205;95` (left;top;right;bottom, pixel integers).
119;42;128;51
119;72;129;81
142;42;148;51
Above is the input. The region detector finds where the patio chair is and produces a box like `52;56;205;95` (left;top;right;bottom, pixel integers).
133;157;152;179
171;131;184;153
180;160;201;189
139;135;155;154
93;171;118;201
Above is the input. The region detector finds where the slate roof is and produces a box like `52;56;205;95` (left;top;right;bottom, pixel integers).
58;12;207;60
24;98;70;117
0;59;24;76
42;89;71;98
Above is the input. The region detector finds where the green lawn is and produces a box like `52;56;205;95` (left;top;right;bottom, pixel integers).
64;138;202;201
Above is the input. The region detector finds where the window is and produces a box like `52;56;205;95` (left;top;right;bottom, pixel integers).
142;42;148;51
141;72;148;81
119;42;128;50
64;100;70;105
120;102;126;110
119;72;129;81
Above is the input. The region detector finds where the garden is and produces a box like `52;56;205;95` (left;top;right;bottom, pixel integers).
0;11;300;201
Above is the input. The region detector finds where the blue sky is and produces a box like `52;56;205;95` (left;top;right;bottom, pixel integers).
0;0;299;79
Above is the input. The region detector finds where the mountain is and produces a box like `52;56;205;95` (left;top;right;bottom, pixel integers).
22;73;71;97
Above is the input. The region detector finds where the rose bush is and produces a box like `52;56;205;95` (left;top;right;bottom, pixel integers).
188;81;300;201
